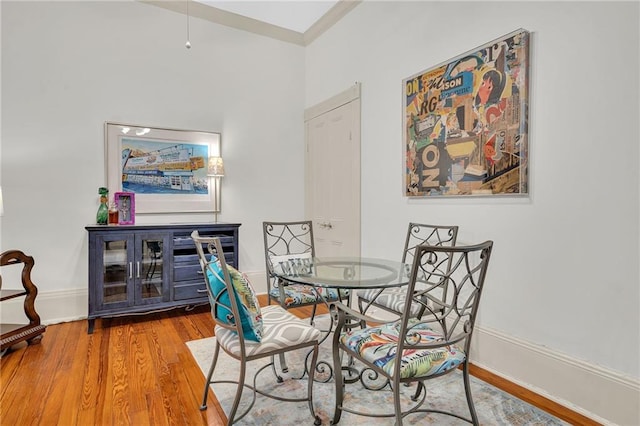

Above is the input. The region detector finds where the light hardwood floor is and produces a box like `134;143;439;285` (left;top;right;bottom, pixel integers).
0;298;599;425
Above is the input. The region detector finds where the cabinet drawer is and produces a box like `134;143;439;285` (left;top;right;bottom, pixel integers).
174;253;208;265
173;255;237;282
174;263;202;282
173;253;236;267
174;281;208;301
173;235;235;249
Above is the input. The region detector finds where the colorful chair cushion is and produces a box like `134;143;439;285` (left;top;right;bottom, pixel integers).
206;259;263;342
270;284;349;307
269;252;349;306
340;319;465;379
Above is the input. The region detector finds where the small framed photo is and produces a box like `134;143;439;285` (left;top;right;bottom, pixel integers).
114;192;135;225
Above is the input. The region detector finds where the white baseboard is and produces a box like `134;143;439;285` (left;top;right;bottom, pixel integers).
472;325;640;426
0;288;88;325
4;284;638;426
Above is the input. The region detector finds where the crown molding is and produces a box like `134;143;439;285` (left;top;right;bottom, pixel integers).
304;0;361;45
140;0;361;47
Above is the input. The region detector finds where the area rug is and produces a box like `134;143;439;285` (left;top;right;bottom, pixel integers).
186;315;568;425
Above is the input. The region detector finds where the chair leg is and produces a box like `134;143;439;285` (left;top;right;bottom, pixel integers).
228;354;248;425
411;381;424;401
392;375;403;426
309;303;318;325
200;341;221;410
278;353;289;374
331;344;344;424
463;361;479;426
307;343;322;425
270;355;284;382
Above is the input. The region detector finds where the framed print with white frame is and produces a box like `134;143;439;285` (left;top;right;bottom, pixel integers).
105;122;221;214
403;28;530;198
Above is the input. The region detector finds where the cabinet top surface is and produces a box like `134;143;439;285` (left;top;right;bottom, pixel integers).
85;222;241;232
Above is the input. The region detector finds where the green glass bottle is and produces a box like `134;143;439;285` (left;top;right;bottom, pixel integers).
96;187;109;225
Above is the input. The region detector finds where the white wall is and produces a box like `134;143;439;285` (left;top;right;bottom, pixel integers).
1;1;304;310
2;1;639;424
305;1;639;424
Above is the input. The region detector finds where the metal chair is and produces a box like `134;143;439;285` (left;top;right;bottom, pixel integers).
263;221;350;318
357;222;458;318
191;231;322;425
331;240;493;425
263;220;350;374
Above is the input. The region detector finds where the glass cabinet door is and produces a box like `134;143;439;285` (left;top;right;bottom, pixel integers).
94;232;169;310
99;236;133;307
135;233;170;304
140;237;165;301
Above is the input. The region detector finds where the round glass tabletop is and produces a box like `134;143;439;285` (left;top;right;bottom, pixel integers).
274;257;410;289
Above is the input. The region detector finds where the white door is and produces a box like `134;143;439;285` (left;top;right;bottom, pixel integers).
305;84;361;257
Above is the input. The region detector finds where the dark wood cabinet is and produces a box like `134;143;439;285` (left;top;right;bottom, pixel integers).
86;222;240;333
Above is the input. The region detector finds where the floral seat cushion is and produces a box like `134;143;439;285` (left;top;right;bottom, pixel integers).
340;319;465;379
270;284;349;307
268;252;349;306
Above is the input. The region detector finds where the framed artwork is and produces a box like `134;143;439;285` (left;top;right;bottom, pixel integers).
105;122;221;214
114;192;135;225
403;28;530;197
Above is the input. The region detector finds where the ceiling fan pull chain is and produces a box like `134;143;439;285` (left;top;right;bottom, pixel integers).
185;0;191;49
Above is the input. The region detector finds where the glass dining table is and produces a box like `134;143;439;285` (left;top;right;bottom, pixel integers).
273;256;410;291
273;256;411;383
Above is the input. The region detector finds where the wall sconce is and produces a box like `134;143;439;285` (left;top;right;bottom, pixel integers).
207;157;225;221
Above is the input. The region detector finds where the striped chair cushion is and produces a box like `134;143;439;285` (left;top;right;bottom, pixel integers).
270;284;349;307
216;305;321;357
340;319;465;379
357;288;421;317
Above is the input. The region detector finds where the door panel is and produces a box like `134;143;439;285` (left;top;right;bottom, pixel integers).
305;86;361;258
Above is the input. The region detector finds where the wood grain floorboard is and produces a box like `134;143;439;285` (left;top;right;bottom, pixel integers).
0;301;599;425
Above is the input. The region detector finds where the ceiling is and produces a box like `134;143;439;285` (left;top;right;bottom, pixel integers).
195;1;339;34
143;0;360;46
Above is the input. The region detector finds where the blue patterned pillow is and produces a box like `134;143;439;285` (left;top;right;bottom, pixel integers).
206;259;263;342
